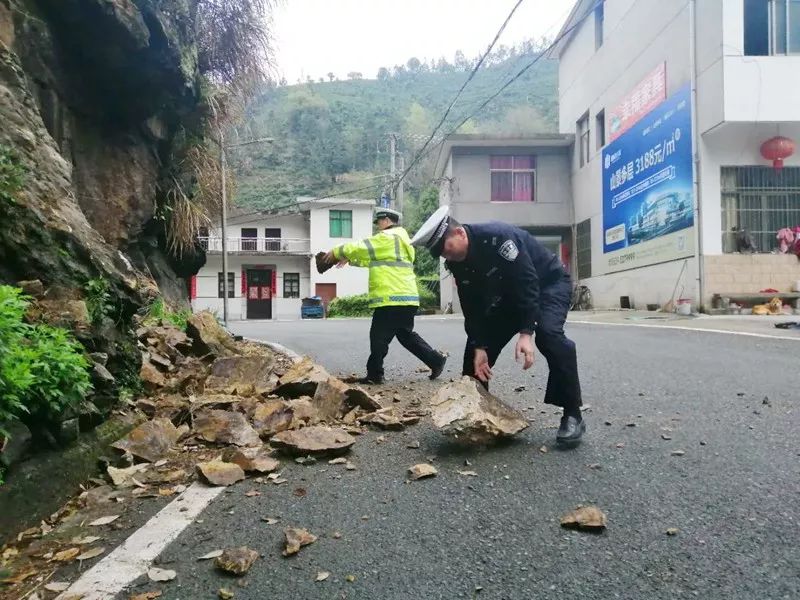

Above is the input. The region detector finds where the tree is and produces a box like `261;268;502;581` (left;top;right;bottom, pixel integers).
347;71;363;80
406;187;440;276
454;50;470;71
491;105;552;136
406;57;422;73
327;72;335;82
376;67;390;81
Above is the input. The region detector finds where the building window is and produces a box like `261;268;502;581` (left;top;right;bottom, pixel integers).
198;226;209;250
489;156;536;202
595;110;606;150
594;1;604;50
577;112;590;167
576;219;592;279
217;272;235;298
329;210;353;238
264;228;281;251
241;227;257;251
283;273;300;298
721;166;800;252
744;0;800;55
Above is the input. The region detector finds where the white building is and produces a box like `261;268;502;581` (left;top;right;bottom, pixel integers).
191;198;373;320
437;1;800;312
555;0;800;309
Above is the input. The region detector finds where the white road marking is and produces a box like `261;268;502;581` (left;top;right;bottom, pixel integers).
57;483;224;600
568;319;800;342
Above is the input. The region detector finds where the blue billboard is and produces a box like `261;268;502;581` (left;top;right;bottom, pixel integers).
601;84;695;271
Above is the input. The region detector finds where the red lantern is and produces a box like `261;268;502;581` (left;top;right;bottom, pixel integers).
760;136;795;171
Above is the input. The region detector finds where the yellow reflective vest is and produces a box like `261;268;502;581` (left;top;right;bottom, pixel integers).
332;226;419;308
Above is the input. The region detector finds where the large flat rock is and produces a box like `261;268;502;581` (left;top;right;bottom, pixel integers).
205;355;276;396
430;376;529;444
270;426;355;456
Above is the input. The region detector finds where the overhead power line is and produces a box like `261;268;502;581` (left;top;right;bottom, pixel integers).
399;0;603;187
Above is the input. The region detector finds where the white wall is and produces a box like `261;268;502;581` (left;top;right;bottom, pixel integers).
308;200;372;298
193;254;311;320
210;213;308;241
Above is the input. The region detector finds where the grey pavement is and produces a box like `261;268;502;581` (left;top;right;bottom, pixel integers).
127;317;799;600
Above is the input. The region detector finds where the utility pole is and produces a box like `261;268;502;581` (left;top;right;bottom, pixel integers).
220;131;230;326
389;133;397;201
397;154;405;215
210;99;273;327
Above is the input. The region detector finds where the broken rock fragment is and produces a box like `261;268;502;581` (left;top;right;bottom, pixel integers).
196;460;246;486
271;426;355;456
282;527;317;556
193;410;261;447
215;547;259;575
408;463;438;480
560;506;607;532
272;357;331;398
205;355;275;396
251;400;295;436
222;447;280;473
111;418;180;463
430;376;529;443
186;311;240;358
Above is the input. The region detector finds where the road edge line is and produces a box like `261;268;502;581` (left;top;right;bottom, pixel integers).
568;319;800;342
56;482;224;600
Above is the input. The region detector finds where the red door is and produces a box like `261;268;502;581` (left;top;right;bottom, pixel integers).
315;283;337;315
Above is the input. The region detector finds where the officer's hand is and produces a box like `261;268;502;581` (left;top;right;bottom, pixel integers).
473;348;492;382
515;334;535;370
335;258;349;269
323;250;336;263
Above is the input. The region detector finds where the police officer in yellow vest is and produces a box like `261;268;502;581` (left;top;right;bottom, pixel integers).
323;207;447;384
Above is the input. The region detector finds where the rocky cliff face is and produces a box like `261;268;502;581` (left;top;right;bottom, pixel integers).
0;0;206;309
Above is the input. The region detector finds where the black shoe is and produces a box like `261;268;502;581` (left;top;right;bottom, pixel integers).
556;416;586;446
429;354;447;380
357;375;384;385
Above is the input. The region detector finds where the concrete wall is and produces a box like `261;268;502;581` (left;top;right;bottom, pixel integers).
705;254;800;296
210;213;307;241
448;148;572;226
308;201;372;298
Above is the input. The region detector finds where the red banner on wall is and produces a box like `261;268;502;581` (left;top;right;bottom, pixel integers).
607;62;666;142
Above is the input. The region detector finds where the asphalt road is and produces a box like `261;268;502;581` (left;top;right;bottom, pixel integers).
125;317;800;600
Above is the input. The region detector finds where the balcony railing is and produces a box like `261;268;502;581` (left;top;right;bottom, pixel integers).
199;237;311;255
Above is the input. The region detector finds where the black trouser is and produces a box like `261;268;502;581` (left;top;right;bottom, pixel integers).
367;306;441;379
461;276;582;411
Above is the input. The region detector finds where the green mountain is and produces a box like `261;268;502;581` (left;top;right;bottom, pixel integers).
229;45;559;210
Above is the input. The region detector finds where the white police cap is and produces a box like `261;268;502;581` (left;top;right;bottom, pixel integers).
410;205;451;257
374;207;402;222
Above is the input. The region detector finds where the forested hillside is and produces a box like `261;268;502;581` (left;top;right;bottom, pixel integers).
229;41;559;210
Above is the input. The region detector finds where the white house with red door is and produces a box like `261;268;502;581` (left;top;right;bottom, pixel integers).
190;198;373;320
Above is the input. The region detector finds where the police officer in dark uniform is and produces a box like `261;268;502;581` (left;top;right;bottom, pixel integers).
411;206;585;445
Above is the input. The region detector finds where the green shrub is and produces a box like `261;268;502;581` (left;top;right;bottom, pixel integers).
0;286;92;434
144;297;192;331
327;294;372;318
417;277;439;310
0;145;25;205
85;277;114;324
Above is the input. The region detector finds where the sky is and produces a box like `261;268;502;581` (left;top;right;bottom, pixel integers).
270;0;574;83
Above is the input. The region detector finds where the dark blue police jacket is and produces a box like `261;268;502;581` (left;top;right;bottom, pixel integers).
445;222;568;348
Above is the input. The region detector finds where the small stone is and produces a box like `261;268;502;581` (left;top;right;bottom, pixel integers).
539;445;548;454
661;433;672;440
408;463;438;480
215;547;259;575
671;450;686;457
699;440;707;446
283;527;317;556
148;567;177;582
406;440;420;449
560;506;607;531
345;575;356;582
666;528;679;536
219;589;235;599
615;442;625;448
